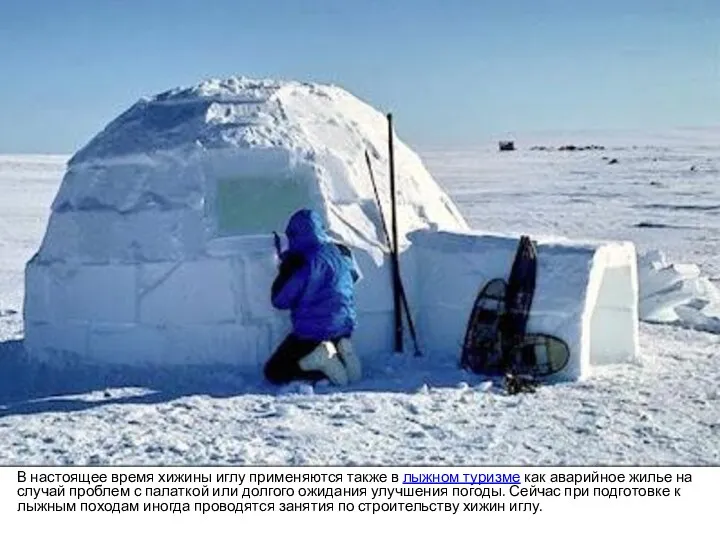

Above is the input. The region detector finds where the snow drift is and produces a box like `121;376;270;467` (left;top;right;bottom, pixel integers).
23;76;640;381
638;250;720;332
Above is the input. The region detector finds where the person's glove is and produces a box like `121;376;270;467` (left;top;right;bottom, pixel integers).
277;251;305;276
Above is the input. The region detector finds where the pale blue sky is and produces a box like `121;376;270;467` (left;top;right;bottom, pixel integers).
1;0;718;153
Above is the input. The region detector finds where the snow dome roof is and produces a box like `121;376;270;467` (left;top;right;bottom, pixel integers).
39;77;468;265
71;78;330;162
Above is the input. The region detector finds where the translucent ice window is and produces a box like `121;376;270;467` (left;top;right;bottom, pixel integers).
215;175;311;236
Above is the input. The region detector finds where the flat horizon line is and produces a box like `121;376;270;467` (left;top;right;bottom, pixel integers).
1;123;718;157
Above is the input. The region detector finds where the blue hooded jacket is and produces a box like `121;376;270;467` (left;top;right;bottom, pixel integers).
271;209;359;341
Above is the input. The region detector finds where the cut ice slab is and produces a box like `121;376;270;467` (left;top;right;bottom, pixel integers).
640;263;701;298
640;286;695;321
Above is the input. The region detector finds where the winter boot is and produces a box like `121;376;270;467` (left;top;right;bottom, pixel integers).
335;338;362;383
299;342;348;386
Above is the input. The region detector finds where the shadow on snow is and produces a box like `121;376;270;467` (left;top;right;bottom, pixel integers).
0;338;492;418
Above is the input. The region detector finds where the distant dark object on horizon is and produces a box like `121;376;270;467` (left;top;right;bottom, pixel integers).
499;140;515;152
529;144;606;152
635;222;669;229
607;158;619;165
558;144;606;152
690;165;697;172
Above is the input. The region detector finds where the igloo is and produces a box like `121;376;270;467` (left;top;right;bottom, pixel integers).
24;76;640;381
23;77;467;369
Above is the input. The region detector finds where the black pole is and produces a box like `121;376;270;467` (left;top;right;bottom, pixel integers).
387;113;404;353
365;151;393;260
365;150;422;357
272;231;282;257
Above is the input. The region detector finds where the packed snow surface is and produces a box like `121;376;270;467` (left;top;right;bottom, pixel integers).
1;126;719;465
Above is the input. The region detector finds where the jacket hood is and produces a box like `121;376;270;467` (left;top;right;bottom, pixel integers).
285;209;329;253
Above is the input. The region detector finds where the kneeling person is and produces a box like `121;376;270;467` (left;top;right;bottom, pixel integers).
264;209;362;386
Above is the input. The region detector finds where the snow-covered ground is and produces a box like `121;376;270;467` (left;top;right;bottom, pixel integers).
0;130;718;465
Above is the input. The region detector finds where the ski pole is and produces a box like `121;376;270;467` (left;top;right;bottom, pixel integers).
365;149;422;357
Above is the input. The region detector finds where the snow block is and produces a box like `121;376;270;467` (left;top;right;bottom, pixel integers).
23;259;49;323
111;209;206;263
352;312;394;358
24;321;89;362
239;252;282;322
88;323;167;365
206;235;287;322
35;212;81;263
162;324;265;368
37;209;205;264
138;259;236;325
85;323;269;368
353;252;396;312
26;261;137;325
54;153;205;213
585;247;639;367
408;230;640;381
